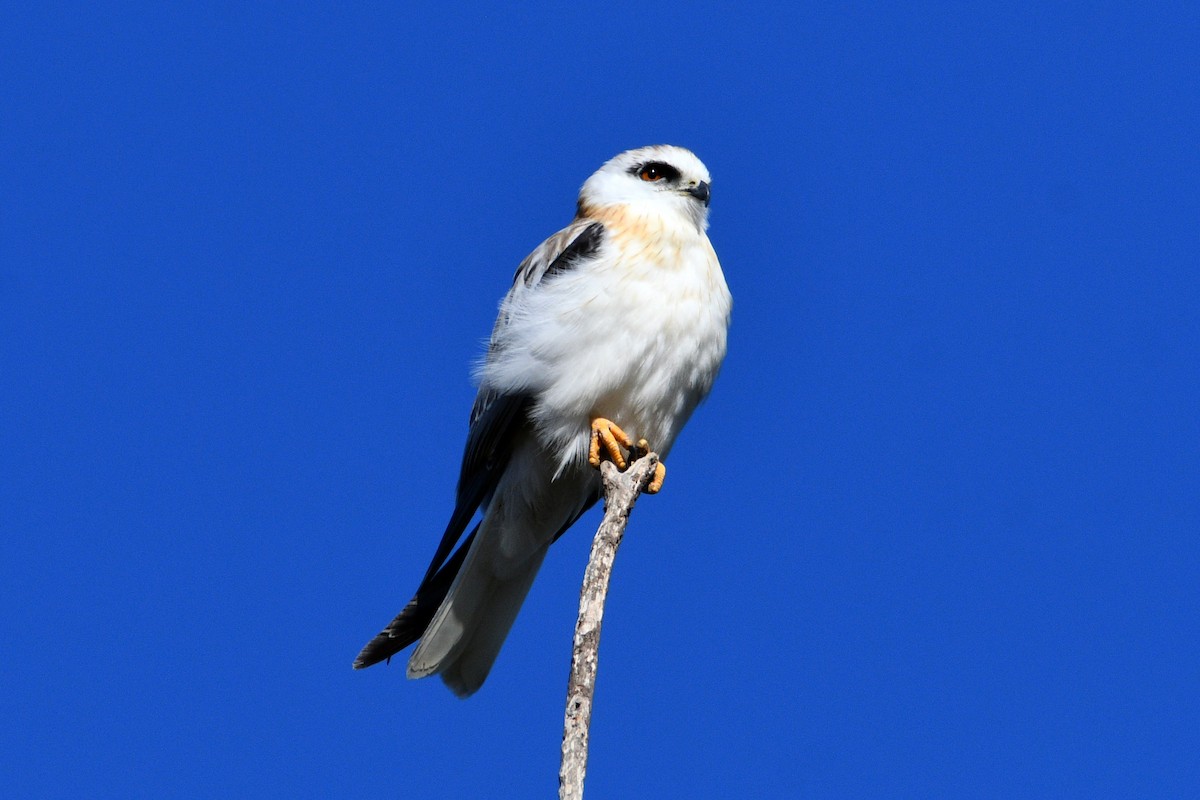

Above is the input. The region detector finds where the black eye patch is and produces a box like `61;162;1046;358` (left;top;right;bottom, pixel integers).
630;161;682;183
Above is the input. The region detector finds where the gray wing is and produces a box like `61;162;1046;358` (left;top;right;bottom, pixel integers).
434;219;605;580
353;219;607;670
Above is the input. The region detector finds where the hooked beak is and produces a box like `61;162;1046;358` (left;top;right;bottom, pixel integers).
686;181;711;207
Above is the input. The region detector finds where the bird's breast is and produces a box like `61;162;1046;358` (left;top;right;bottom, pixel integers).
512;229;730;467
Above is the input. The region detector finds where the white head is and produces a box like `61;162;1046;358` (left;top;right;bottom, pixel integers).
578;145;713;232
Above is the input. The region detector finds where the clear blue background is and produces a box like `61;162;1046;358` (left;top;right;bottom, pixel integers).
4;3;1197;797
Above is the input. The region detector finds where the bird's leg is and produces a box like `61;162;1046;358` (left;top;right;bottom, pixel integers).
589;423;668;493
589;418;633;470
632;438;667;494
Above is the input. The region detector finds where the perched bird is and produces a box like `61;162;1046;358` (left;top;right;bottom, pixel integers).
354;145;732;696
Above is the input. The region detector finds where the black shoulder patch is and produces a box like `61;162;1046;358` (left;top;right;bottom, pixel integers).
542;222;605;282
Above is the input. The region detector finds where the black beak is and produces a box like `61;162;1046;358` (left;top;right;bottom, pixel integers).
687;181;711;207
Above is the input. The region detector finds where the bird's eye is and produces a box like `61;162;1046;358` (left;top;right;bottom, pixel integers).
631;161;680;184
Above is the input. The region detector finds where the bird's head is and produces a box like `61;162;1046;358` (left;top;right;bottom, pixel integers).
578;145;713;232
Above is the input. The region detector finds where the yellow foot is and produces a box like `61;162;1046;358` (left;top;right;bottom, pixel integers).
589;418;633;470
646;461;667;494
633;438;667;493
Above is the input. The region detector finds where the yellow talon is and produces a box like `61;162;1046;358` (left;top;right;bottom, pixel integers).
646;461;667;494
589;417;633;470
589;422;666;493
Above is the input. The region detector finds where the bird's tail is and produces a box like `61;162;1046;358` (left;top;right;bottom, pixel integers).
352;529;476;670
407;533;551;697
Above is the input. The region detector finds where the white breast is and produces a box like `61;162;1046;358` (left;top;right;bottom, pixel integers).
482;222;731;474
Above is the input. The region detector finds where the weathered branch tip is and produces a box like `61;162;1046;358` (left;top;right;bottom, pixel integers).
559;450;659;800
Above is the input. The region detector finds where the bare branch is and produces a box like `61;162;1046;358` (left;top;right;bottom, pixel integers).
559;451;660;800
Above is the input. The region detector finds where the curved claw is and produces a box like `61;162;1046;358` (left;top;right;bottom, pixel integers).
589;418;633;470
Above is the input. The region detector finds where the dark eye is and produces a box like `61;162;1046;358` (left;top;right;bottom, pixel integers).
633;161;681;184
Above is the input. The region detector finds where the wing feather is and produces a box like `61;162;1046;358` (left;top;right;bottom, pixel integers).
425;220;606;583
354;218;608;670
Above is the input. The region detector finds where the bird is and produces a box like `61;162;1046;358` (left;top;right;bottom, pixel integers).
354;145;732;696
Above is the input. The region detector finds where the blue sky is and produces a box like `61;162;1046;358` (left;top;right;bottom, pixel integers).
3;3;1197;797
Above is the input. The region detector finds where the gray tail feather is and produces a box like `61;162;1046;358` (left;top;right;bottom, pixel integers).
412;543;550;697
